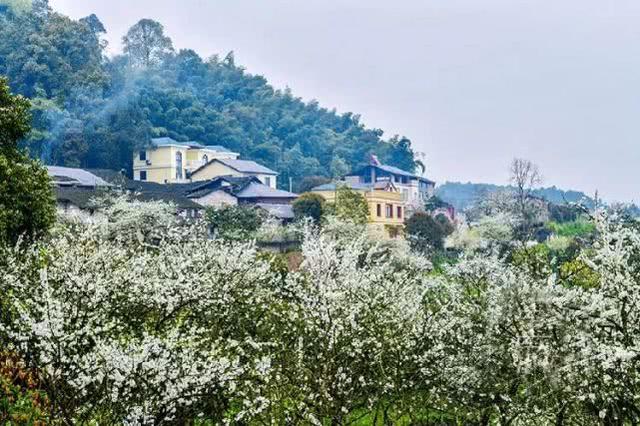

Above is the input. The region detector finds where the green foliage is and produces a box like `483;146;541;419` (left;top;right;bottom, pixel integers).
296;175;331;193
332;185;369;224
547;218;596;238
405;212;451;252
559;258;600;289
122;19;174;68
205;204;264;240
0;352;50;425
0;6;417;182
292;192;325;224
0;77;55;246
424;195;451;212
510;243;552;279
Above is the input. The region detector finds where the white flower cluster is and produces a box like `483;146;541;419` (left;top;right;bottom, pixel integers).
3;200;640;424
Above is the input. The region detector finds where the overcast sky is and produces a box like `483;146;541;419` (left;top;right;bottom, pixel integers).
50;0;640;201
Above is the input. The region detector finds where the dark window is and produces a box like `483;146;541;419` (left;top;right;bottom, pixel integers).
139;150;146;161
140;171;147;181
376;204;382;217
176;152;183;179
386;204;393;218
397;206;402;219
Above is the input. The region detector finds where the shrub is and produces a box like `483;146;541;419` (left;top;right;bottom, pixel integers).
205;204;265;240
292;192;325;224
0;77;55;246
405;212;449;252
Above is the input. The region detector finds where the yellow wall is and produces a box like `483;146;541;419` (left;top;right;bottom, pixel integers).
134;146;274;185
312;188;407;237
133;146;190;183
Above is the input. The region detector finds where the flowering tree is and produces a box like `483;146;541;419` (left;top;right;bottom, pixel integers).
3;195;640;424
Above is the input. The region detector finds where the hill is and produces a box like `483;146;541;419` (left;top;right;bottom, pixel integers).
0;0;419;190
436;181;596;211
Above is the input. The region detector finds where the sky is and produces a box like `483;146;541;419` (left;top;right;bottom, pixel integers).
50;0;640;202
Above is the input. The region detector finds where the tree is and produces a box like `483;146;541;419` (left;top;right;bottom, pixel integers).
332;185;369;224
296;176;331;193
292;192;325;224
205;205;264;240
0;77;55;246
509;158;545;240
122;19;174;68
405;212;449;252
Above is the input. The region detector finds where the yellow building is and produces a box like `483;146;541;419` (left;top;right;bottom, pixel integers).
311;180;407;237
133;137;240;184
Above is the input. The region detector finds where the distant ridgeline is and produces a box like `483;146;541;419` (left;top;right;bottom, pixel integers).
0;0;419;190
436;182;596;211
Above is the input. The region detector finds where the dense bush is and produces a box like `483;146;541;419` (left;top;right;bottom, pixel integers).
0;77;55;246
205;204;265;240
292;192;326;224
405;212;453;252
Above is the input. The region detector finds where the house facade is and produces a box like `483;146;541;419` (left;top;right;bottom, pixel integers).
185;176;297;220
311;180;406;237
190;158;278;188
133;137;240;184
132;137;278;188
345;157;435;210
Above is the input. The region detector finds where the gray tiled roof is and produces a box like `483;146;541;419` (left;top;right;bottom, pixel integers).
236;182;297;199
312;182;373;191
255;203;295;219
47;166;112;187
216;159;278;175
204;145;234;153
150;137;203;148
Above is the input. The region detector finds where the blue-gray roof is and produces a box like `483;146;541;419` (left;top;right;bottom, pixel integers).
255;203;295;219
312;182;373;191
204;145;233;153
47;166;112;187
150;137;203;148
216;159;278;175
236;182;297;199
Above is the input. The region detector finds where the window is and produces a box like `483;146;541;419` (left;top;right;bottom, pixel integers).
376;204;382;217
175;152;183;179
402;189;409;201
139;170;147;181
139;150;146;161
385;204;393;218
202;154;208;164
397;206;402;219
264;176;271;187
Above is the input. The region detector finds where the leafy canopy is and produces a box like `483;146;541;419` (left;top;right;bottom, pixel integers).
0;76;55;246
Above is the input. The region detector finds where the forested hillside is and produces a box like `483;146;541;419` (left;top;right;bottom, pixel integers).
437;181;595;211
0;0;418;189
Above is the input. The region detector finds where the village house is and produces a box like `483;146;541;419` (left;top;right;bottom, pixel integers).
184;176;298;220
132;137;278;188
311;179;406;238
344;155;435;211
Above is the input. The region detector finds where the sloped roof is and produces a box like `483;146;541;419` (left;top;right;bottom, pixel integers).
236;182;297;199
212;158;277;175
150;137;203;149
350;164;435;184
313;181;393;192
255;203;295;220
186;176;259;199
204;145;233;153
47;166;112;187
55;187;107;209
